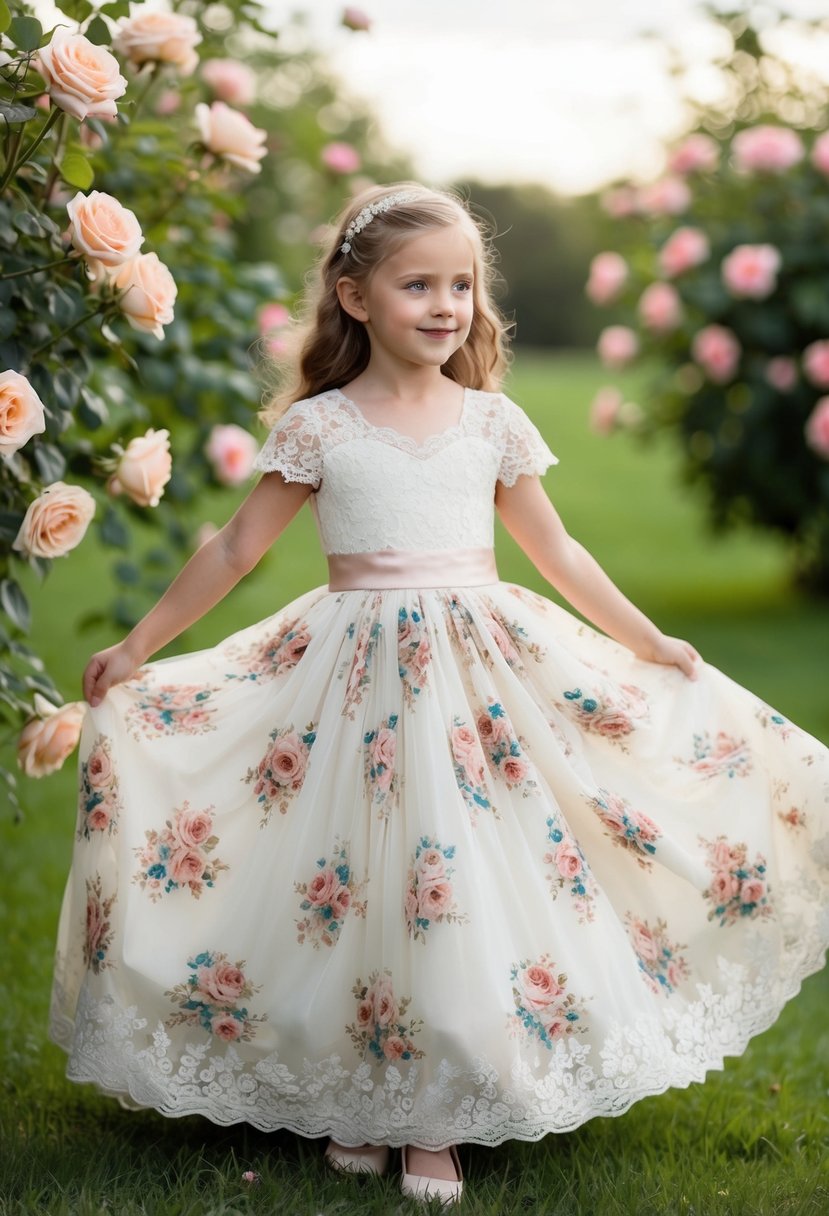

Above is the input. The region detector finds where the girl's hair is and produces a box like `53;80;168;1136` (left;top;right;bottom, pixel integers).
255;181;512;424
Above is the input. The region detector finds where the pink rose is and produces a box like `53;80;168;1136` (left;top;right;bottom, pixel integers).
668;133;719;175
740;878;765;905
0;370;46;456
404;887;419;926
65;191;143;270
691;324;741;384
811;131;829;176
168;847;205;885
637;175;691;216
321;142;361;174
484;615;517;663
329;885;352;920
198;961;246;1004
211;1014;243;1041
597;325;639;370
593;708;634;738
110;253;177;340
659;227;710;278
417;879;453;918
195;101;267;174
803;341;829;390
732;124;803;174
86;894;105;953
200;58;256;105
383;1034;406;1060
414;848;446;883
711;839;735;868
37;29;127;121
13;481;95;559
765;356;797;393
635;811;659;844
114;11;202;75
638;282;683;333
600;185;638;217
342;7;372;31
269;731;309;787
410;637;431;680
205;424;257;486
521;964;564;1011
596;793;627;832
278;627;311;671
155;89;181;116
502;754;529;784
87;805;111;832
173;806;213;847
356;998;374;1028
710;870;739;904
555;841;582;880
629;919;659;963
372;976;398;1028
178;708;211;732
805;398;829;459
108;428;172;507
371;727;396;773
539;1012;569;1038
666;961;685;988
451;724;484;777
478;707;511;746
585;252;628;306
306;868;339;908
86;743;112;788
721;244;781;300
258;302;290;334
589;386;623;436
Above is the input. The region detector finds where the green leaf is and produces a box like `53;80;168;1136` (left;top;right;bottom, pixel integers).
8;14;42;52
59;149;94;190
0;100;38;124
0;578;31;632
55;0;93;20
78;386;108;428
0;511;24;542
100;0;131;16
113;559;141;585
33;442;67;482
0;1;11;34
84;15;110;45
12;210;42;237
0;306;16;340
99;503;130;549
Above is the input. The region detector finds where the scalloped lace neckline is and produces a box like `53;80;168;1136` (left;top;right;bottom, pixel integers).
332;387;472;456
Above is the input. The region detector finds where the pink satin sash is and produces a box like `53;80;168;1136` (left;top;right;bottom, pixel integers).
327;547;499;591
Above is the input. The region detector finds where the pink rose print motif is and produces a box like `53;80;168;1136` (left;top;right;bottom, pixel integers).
243;721;317;825
405;836;469;943
124;682;219;741
295;838;368;948
586;788;662;867
444;596;478;672
777;805;806;830
507;954;588;1048
479;601;547;670
339;597;383;719
346;969;424;1062
543;815;597;924
363;714;399;820
556;683;648;752
164;950;266;1042
677;731;752;779
77;733;122;840
700;835;772;927
223;616;311;682
754;703;794;741
397;605;432;706
477;701;537;795
450;715;495;820
83;874;116;974
624;913;690;996
133;801;228;901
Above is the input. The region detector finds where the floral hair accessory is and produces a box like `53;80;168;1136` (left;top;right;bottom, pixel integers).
339;190;419;254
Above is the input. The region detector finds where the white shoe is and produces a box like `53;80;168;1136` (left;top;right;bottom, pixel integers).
323;1139;390;1176
400;1144;463;1205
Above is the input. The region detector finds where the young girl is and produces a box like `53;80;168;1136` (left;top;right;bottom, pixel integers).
51;182;829;1206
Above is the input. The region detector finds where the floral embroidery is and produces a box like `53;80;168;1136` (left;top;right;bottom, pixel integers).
543;816;597;923
295;839;367;948
125;682;218;740
444;595;479;672
164;950;265;1042
397;605;431;705
363;714;399;819
477;701;537;794
339;597;383;718
754;703;793;740
404;837;468;942
450;715;495;818
625;914;689;996
223;617;310;682
346;970;424;1062
778;805;806;830
678;730;752;779
480;605;547;669
84;874;116;974
133;801;228;901
507;955;587;1048
700;835;772;927
556;683;648;750
243;721;317;825
77;734;122;839
586;788;661;866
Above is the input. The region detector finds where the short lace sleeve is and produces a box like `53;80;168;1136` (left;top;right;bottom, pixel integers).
497;394;558;486
252;400;322;487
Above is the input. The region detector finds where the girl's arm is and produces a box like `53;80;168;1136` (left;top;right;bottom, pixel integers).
83;473;313;705
495;474;701;679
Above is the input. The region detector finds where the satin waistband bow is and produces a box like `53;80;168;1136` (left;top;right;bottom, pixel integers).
327;547;499;591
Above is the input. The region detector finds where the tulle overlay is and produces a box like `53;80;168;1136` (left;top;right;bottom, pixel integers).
50;580;829;1147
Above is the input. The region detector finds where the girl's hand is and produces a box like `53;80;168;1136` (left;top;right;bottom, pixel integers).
83;641;145;707
636;633;701;680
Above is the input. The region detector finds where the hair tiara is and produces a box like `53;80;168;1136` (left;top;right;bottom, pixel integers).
339;189;420;255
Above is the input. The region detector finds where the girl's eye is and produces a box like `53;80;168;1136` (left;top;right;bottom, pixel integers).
406;281;427;291
454;280;472;293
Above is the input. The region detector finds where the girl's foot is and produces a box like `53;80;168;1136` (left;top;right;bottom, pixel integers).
401;1144;463;1204
324;1139;390;1175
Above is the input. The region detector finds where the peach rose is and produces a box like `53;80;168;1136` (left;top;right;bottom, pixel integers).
659;227;710;278
597;325;639;370
17;694;86;777
114;11;202;76
803;341;829;390
198;961;245;1004
13;481;95;559
201;58;256;105
269;731;309;787
451;724;482;773
691;324;741;384
205;424;257;486
740;877;766;905
108;428;172;507
0;370;46;456
329;885;352;920
278;626;310;670
638;282;683;333
811;131;829;176
585;252;628;306
484;615;517;663
211;1014;243;1040
732;124;803;174
805;398;829;459
155;89;181;116
173;806;213;847
710;870;739;904
87;805;111;831
168;847;205;885
765;356;797;393
371;975;398;1028
306;868;339;907
521;964;564;1011
371;726;396;773
65;191;143;272
711;839;735;868
417;879;453;918
589;386;623;436
629;919;659;963
414;848;446;883
258;302;290;334
110;252;177;339
37;29;127;121
356;998;374;1028
383;1034;406;1060
86;742;112;788
721;244;781;300
637;175;691;216
342;7;372;31
195;101;267;174
555;841;582;880
321;142;361;174
502;754;529;784
668;133;719;175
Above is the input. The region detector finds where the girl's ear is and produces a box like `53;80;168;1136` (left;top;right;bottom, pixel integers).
336;276;370;323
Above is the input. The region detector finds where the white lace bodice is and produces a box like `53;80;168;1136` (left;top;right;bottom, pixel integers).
252;387;557;555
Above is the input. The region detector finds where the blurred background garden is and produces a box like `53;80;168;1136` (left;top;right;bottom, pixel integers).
1;1;828;1213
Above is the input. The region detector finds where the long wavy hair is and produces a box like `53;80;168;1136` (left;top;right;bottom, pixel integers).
255;181;512;425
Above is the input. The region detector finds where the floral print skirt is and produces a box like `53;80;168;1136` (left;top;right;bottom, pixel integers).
50;581;829;1148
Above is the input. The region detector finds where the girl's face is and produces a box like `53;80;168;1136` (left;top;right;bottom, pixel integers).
339;223;475;372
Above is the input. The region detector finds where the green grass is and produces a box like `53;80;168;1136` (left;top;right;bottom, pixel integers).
1;350;827;1216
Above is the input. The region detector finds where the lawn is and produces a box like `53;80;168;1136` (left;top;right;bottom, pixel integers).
1;350;827;1216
